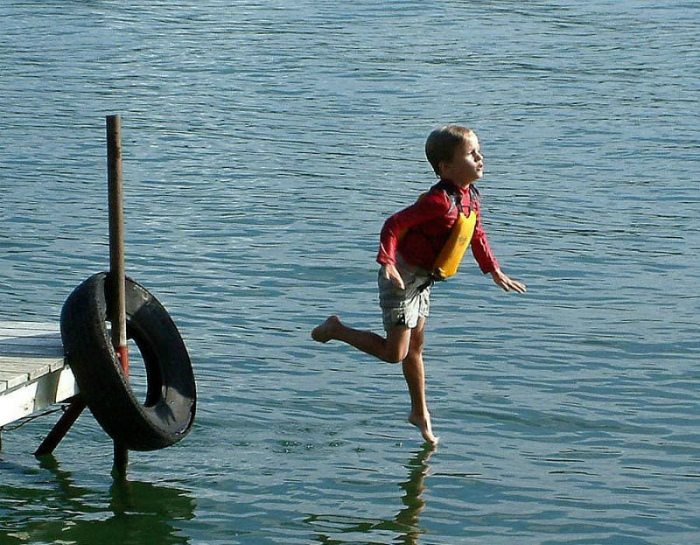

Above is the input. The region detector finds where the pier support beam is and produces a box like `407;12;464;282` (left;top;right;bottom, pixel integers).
35;397;86;456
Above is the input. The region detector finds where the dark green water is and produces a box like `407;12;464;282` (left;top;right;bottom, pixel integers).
1;1;699;543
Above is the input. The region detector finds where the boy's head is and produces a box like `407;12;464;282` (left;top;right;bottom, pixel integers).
425;125;477;178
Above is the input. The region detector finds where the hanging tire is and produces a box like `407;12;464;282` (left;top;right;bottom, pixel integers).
61;272;196;451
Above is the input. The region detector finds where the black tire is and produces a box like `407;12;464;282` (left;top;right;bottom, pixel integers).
61;272;196;451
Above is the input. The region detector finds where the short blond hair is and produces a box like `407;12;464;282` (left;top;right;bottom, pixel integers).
425;125;475;177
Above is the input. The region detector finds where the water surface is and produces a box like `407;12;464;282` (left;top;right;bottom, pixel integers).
1;1;699;543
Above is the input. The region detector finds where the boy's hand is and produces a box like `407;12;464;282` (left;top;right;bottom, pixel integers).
490;268;526;293
383;263;405;290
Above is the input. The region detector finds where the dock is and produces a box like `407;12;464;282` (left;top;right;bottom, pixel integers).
0;117;193;474
0;321;77;430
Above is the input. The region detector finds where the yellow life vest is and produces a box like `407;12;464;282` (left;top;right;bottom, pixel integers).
432;208;477;280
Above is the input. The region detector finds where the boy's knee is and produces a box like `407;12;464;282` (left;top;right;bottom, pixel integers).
384;327;411;363
384;346;409;364
409;337;425;354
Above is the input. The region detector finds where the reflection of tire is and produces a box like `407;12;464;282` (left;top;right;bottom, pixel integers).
61;272;196;451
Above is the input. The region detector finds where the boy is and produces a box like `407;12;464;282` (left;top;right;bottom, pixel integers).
312;125;526;445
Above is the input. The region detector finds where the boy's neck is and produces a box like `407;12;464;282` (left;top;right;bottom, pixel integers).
439;178;470;190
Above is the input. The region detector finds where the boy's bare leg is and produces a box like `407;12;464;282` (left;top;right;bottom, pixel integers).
402;318;438;445
313;315;438;443
312;315;410;363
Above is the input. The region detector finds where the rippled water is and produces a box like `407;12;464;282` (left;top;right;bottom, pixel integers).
1;1;699;544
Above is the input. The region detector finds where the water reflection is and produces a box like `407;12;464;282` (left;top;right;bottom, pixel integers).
307;444;435;544
393;444;434;545
0;455;195;545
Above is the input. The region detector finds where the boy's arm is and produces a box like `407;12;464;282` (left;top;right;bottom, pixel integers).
470;199;500;274
381;263;405;290
470;201;526;293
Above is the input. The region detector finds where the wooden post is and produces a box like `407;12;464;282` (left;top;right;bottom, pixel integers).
107;114;129;478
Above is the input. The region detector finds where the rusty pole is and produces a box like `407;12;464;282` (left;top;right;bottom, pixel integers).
107;114;129;477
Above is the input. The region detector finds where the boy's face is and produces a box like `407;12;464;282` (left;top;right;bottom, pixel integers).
439;135;484;186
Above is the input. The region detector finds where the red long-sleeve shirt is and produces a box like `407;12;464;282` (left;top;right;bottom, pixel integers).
376;180;499;274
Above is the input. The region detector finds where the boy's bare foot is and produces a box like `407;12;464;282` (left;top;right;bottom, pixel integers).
311;315;341;343
409;412;439;446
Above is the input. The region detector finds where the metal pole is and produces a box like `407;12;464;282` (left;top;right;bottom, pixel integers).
107;115;128;376
107;114;129;477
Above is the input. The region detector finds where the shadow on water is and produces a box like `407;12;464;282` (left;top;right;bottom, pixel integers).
0;455;196;545
307;444;435;544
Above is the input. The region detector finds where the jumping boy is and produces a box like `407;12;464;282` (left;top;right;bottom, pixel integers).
312;124;526;445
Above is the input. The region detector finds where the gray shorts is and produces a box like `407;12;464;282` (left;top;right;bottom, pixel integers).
378;259;432;331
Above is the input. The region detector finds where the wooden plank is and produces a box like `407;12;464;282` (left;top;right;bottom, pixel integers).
0;323;63;394
0;356;64;392
0;322;79;427
0;367;78;428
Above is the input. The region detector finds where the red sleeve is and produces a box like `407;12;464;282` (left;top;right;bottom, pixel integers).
376;191;449;266
470;199;500;274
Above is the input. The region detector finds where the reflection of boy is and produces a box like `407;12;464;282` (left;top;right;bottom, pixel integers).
313;125;526;445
